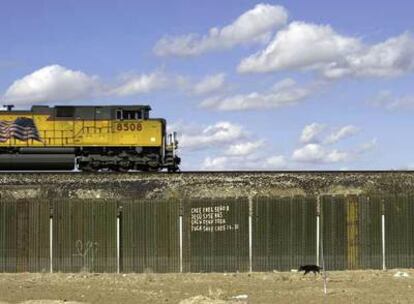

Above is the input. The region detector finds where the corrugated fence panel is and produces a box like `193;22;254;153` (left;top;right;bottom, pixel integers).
252;196;316;271
121;199;179;273
0;199;49;272
322;195;347;270
0;198;4;272
183;198;249;272
322;195;382;270
0;199;17;272
385;193;414;269
52;199;117;273
358;195;382;269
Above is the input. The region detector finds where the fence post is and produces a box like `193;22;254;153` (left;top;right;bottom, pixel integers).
179;215;183;273
316;195;320;266
381;199;386;270
49;207;53;273
117;206;122;274
248;196;253;273
319;195;328;295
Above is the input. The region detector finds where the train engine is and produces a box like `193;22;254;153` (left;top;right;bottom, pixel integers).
0;104;180;172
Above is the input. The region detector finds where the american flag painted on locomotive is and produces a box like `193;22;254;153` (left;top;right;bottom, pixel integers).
0;117;42;142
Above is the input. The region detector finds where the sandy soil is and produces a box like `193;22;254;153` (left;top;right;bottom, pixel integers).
0;270;414;304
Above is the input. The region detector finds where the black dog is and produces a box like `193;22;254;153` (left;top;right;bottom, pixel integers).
298;264;322;275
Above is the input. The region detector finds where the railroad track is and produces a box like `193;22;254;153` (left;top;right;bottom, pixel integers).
0;170;413;174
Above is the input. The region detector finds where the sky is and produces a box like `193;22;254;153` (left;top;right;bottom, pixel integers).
1;0;414;170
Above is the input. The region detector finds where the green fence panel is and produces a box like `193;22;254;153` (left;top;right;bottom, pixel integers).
52;199;117;273
121;199;180;273
0;198;3;272
322;195;347;270
0;199;49;272
385;193;414;268
183;198;249;272
252;196;316;271
358;195;382;269
0;199;17;272
322;195;382;270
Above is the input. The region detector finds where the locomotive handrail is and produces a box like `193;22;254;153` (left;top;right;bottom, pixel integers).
36;125;113;146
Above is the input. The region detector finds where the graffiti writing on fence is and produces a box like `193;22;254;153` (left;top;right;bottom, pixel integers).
191;205;239;232
73;240;99;272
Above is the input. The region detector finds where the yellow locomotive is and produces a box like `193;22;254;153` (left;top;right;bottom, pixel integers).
0;104;180;172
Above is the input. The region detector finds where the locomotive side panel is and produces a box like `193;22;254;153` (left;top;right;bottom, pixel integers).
0;113;163;148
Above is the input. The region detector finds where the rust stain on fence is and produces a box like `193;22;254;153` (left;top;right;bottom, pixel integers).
322;195;382;270
346;195;359;269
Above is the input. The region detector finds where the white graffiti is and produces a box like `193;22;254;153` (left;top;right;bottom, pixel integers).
73;240;99;272
190;205;240;232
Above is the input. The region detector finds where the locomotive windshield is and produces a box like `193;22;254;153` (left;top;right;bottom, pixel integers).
116;109;149;120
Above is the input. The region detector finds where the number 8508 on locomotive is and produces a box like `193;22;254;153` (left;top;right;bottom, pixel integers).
0;104;180;172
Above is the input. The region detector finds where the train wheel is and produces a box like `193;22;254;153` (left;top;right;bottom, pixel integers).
142;166;159;172
79;160;100;172
80;165;99;172
114;166;129;173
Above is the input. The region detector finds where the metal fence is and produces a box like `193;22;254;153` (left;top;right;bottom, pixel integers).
121;199;180;273
385;193;414;268
0;199;49;272
52;199;117;273
253;196;316;271
321;195;383;270
183;198;249;272
0;194;414;273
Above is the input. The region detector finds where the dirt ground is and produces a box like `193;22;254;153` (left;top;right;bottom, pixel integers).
0;270;414;304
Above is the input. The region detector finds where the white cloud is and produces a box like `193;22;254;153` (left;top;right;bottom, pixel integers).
356;138;377;153
292;143;349;163
299;123;359;145
200;78;312;111
110;72;168;96
238;21;414;79
293;123;374;164
300;122;326;144
193;73;226;96
371;90;414;110
265;155;287;168
337;33;414;78
238;22;360;74
179;121;246;150
225;140;264;156
202;156;229;170
202;154;286;170
171;120;286;170
3;65;101;104
154;4;288;56
324;125;360;144
2;66;172;105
